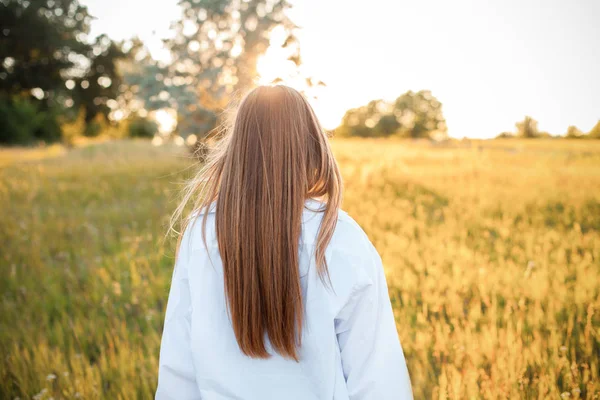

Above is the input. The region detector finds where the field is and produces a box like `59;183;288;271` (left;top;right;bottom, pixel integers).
1;138;599;399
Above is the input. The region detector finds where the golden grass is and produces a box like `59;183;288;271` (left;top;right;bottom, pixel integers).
1;138;598;399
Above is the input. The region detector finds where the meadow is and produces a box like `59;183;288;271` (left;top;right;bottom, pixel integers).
1;138;599;399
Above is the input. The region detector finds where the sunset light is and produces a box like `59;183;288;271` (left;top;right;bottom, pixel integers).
80;0;600;138
152;108;178;135
3;0;600;398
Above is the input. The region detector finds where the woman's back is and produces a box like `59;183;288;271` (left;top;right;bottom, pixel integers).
157;85;411;399
156;198;413;399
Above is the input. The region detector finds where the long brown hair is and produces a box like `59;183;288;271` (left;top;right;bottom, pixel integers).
170;85;342;361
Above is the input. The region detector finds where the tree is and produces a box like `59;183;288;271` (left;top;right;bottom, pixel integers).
126;0;303;139
0;95;61;144
337;100;387;137
336;90;447;139
0;0;91;105
496;131;515;139
375;114;401;136
70;35;126;124
127;115;158;138
0;0;125;142
565;125;583;139
393;90;447;139
515;116;540;138
587;120;600;139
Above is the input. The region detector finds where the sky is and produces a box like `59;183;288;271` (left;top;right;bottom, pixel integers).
82;0;600;138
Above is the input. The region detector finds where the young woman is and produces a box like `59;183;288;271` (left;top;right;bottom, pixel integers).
156;85;413;399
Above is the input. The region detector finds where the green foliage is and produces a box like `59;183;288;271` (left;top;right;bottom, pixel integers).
565;125;584;139
0;96;62;144
515;116;540;138
337;90;447;139
0;0;125;143
337;100;387;137
127;116;158;138
0;0;91;99
83;120;103;138
395;91;447;138
496;131;515;139
375;113;401;136
586;121;600;139
61;108;87;146
71;35;126;124
499;116;560;139
497;117;599;140
124;0;301;139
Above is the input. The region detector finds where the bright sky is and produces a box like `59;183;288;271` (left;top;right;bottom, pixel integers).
83;0;600;138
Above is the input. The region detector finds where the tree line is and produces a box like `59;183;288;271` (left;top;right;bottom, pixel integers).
1;0;305;145
1;0;598;145
336;96;600;140
496;116;600;140
335;90;447;140
0;0;130;144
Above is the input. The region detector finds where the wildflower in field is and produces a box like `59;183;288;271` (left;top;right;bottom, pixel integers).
33;388;48;400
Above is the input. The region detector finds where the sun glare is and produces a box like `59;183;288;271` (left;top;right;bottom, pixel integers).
255;27;342;129
152;108;178;135
256;52;294;87
256;27;302;88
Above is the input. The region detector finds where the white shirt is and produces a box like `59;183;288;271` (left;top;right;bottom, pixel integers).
156;198;413;400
